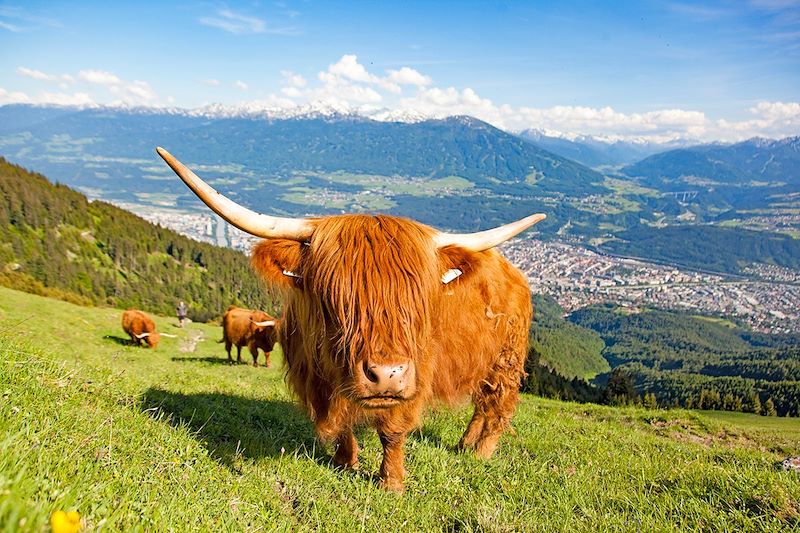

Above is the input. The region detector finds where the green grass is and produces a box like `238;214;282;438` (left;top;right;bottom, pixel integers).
1;286;799;531
698;411;800;444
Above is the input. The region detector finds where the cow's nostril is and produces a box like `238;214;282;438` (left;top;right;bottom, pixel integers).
363;361;380;384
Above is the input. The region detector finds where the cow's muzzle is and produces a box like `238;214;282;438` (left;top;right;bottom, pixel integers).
354;358;416;407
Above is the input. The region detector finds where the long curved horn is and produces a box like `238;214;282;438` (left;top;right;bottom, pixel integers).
134;332;150;339
160;333;177;338
251;320;276;327
156;147;315;241
433;213;546;252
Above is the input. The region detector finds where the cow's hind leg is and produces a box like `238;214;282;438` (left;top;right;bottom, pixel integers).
469;343;526;459
471;382;518;459
235;345;242;363
225;340;233;362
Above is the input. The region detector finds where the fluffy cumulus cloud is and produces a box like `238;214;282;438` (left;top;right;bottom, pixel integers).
6;66;161;107
79;69;122;86
233;80;249;91
387;67;432;87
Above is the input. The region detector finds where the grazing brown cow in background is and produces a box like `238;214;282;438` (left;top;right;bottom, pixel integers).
221;305;278;367
159;147;545;492
122;309;161;349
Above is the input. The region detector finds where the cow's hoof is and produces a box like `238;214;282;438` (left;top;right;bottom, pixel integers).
333;459;359;471
378;477;404;493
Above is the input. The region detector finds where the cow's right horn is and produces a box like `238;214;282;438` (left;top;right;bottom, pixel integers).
156;147;315;241
252;320;276;327
135;332;150;339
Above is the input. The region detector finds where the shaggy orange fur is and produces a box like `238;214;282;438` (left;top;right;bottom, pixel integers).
220;305;279;367
251;214;532;491
121;309;161;349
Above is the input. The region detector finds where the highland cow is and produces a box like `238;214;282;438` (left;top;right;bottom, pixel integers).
122;309;161;349
220;305;278;367
158;147;544;491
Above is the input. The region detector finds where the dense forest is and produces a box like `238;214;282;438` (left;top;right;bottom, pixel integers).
571;305;800;416
0;158;278;321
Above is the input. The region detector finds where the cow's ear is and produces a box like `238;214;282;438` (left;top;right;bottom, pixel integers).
251;239;304;289
437;245;483;285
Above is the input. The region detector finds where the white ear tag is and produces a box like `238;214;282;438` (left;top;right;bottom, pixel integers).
282;269;301;278
441;268;462;284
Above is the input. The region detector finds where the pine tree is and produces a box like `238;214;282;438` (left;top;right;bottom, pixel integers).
643;392;658;410
749;392;762;415
763;398;777;417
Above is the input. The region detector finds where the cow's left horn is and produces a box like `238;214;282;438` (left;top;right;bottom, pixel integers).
252;320;276;327
156;147;315;240
433;213;546;251
135;332;150;339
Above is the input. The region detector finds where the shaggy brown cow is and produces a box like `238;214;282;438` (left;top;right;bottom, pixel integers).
122;309;161;349
220;305;278;367
158;147;545;491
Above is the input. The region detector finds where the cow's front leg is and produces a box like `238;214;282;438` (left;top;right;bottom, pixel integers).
378;431;406;492
332;427;359;470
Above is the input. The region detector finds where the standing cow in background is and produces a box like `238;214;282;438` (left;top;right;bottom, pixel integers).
122;309;161;349
158;147;545;492
220;305;278;367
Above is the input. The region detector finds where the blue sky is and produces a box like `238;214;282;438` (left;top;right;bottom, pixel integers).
1;1;798;141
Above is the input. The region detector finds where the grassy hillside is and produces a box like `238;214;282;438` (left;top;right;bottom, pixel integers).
1;286;798;531
0;157;277;321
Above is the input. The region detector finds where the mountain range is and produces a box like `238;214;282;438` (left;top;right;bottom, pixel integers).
519;128;686;168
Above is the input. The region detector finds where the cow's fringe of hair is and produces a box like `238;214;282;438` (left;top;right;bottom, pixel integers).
304;215;439;368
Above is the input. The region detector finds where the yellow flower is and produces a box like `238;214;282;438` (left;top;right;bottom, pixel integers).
50;510;81;533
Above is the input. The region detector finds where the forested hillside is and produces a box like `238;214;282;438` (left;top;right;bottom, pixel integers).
571;306;800;416
530;295;609;379
0;158;276;321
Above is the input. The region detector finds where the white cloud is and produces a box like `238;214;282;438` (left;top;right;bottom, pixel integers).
198;8;298;35
126;80;157;102
79;69;122;86
198;9;266;34
38;91;94;106
233;80;249;91
17;67;74;87
281;70;307;88
0;87;93;106
322;55;401;93
0;20;21;32
749;100;800;120
387;67;432;87
17;66;56;81
0;87;32;104
202;79;221;87
281;86;303;98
